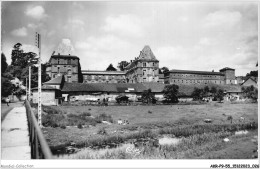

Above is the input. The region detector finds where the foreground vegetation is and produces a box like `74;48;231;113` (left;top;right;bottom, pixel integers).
61;130;257;159
36;102;258;159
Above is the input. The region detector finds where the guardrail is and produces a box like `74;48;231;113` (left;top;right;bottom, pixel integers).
24;100;52;159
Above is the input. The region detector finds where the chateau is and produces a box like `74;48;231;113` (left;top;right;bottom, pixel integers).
46;41;236;85
34;39;250;105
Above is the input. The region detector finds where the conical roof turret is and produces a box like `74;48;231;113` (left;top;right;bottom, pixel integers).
138;45;157;61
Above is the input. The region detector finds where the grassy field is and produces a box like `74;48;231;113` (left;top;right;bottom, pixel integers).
40;102;258;159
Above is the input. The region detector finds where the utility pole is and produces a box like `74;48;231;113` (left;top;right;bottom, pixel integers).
36;32;42;127
29;66;31;102
26;78;28;99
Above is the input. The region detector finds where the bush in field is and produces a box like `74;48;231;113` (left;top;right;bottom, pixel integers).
82;112;91;116
97;127;107;135
216;89;225;103
141;89;156;104
162;84;179;103
148;110;152;114
191;87;204;101
95;113;113;123
60;125;66;129
42;105;60;114
42;114;64;127
77;124;83;129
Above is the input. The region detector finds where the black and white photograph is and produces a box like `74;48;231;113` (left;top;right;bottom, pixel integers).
1;0;259;168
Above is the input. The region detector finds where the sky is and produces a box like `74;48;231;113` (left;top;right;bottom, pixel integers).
1;1;258;76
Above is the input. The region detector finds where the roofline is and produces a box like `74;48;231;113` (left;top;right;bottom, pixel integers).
82;70;126;75
168;69;224;75
219;67;235;71
241;76;258;85
51;55;79;59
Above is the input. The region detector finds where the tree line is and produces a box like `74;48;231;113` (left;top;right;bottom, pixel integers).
141;84;258;104
1;43;51;98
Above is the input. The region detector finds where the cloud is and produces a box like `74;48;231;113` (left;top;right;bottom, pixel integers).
75;35;133;70
68;18;85;26
203;10;242;29
11;27;28;37
47;30;56;37
102;14;144;38
21;44;39;54
25;6;47;20
178;16;188;22
198;37;216;46
76;35;130;52
27;23;37;29
75;41;90;49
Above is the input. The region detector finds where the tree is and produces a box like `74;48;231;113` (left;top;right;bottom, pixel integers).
159;67;169;74
210;86;217;100
162;84;179;103
242;85;258;101
215;89;225;102
1;77;16;97
106;64;117;71
117;61;129;71
1;53;8;73
203;86;210;96
11;43;23;67
191;87;204;101
210;86;217;95
141;89;156;104
8;43;51;88
246;70;258;77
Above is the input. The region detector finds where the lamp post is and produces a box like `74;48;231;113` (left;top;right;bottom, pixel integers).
35;32;42;127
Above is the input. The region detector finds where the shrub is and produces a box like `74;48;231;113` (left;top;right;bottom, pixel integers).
77;124;83;129
82;112;91;116
60;125;66;129
95;113;113;123
148;110;152;114
97;127;107;135
42;114;64;127
51;123;59;128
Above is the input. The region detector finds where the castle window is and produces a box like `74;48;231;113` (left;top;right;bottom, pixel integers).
143;63;146;67
58;67;60;73
153;63;155;66
68;59;71;64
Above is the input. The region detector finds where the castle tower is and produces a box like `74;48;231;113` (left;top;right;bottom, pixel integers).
46;39;82;83
125;45;159;83
219;67;235;85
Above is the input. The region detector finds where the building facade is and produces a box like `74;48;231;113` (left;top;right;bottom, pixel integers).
219;67;236;85
46;54;81;83
82;70;126;83
164;70;225;85
164;67;236;85
124;46;160;83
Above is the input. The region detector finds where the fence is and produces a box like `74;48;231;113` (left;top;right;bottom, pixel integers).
24;100;52;159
